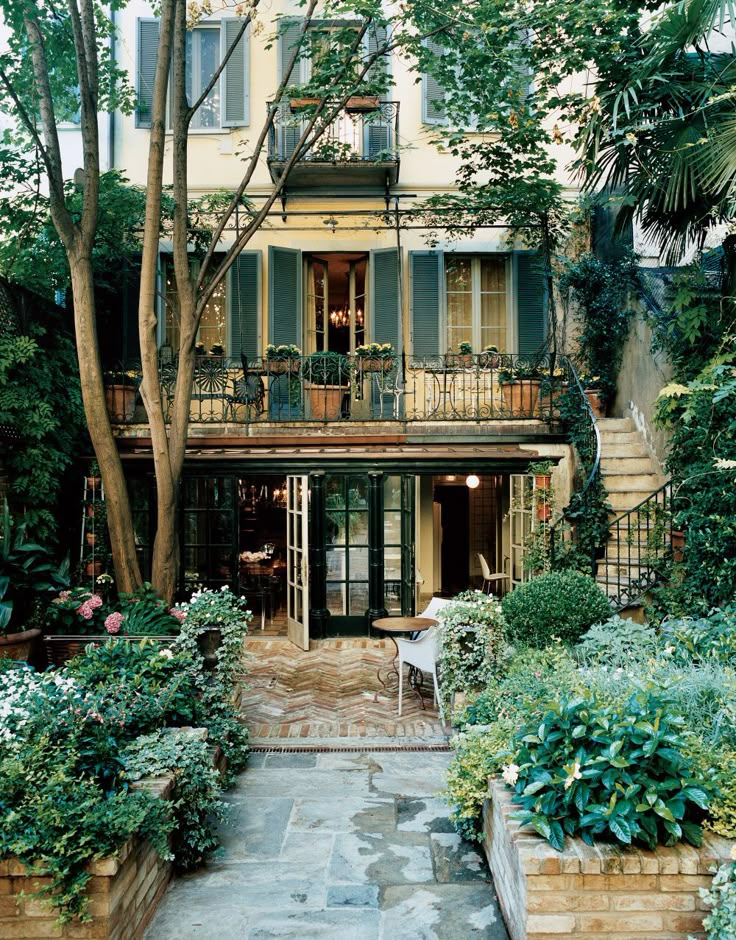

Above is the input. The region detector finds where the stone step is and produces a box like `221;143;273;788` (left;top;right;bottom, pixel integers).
606;490;658;511
599;455;654;473
598;430;644;445
596;417;634;431
601;472;665;491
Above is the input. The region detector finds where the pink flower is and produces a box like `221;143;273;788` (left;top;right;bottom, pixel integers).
105;612;124;635
77;603;94;620
170;607;186;623
87;594;103;610
59;590;71;601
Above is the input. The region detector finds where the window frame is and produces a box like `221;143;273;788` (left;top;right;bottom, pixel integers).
442;254;514;354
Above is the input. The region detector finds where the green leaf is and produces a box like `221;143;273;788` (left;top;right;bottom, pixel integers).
608;816;632;844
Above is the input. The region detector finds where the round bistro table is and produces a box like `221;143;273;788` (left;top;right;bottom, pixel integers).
371;616;438;706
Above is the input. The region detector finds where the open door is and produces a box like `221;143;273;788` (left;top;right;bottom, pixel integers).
286;475;310;650
509;474;534;588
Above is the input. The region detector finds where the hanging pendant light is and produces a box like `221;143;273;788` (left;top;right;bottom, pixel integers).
465;474;480;489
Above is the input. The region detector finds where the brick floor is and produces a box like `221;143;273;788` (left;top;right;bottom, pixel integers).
240;637;448;740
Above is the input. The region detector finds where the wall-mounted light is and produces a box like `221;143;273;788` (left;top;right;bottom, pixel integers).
465;474;480;489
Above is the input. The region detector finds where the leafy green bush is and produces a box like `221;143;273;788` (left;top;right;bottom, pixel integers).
501;571;611;647
436;590;508;706
660;606;736;666
508;688;711;851
576;615;659;667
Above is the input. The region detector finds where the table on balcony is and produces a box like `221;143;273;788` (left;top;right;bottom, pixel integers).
423;366;505;419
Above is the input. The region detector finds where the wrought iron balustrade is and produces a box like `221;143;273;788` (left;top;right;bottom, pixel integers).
267;99;399;164
104;353;565;426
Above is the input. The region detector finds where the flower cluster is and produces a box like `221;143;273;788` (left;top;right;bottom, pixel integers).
265;343;301;359
355;342;394;359
104;611;124;634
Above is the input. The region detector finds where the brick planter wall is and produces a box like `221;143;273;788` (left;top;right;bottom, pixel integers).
0;776;176;940
482;779;734;940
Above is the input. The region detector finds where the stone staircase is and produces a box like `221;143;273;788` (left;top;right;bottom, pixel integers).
596;418;670;609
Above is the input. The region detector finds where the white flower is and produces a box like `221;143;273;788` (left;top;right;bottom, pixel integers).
502;763;520;786
564;761;583;790
159;648;174;659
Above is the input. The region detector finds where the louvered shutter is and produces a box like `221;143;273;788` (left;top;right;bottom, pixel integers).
410;251;443;357
515;252;547;356
277;20;307;159
268;247;302;346
228;252;261;361
136;19;160;128
370;248;400;351
364;24;390;157
422;39;447;125
222;19;250;127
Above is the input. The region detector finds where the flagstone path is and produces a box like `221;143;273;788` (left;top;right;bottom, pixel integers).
144;750;508;939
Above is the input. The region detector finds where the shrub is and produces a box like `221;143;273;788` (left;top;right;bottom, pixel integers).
508;687;711;851
659;605;736;666
501;571;611;646
575;615;659;667
436;590;508;707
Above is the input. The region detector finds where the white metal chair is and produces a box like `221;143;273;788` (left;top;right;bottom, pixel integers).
478;553;510;596
396;626;444;720
418;595;452;621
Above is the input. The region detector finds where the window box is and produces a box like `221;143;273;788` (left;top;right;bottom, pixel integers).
346;95;380;112
290;97;321;111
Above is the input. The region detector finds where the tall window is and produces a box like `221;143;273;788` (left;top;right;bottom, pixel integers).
164;257;227;354
186;26;221;129
445;255;508;352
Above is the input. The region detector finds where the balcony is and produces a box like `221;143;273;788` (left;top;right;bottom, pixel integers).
108;353;564;432
267;100;400;187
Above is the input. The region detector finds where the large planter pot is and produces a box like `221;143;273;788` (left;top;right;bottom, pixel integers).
585;388;605;419
357;357;394;373
266;359;300;375
671;529;685;563
500;380;540;418
44;634;178;667
104;383;137;422
0;627;41;662
196;626;223;670
307;384;345;421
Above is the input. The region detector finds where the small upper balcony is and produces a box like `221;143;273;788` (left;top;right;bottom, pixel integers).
267;99;400;188
106;352;564;436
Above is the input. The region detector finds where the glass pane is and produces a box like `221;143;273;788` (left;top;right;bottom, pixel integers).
383;511;401;544
384;549;401;580
325;476;346;509
326;547;346;579
385;582;401;614
349;582;369;616
326;582;346;615
326;510;345;544
209;511;231;542
348;511;368;544
197;29;220;128
347;477;368;508
446;256;472;291
348;547;368;580
383;476;401;509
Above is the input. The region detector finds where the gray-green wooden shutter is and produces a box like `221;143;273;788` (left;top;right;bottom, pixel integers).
222;20;250;127
409;250;443;357
365;25;390;157
268;246;302;346
136;19;160;128
369;248;400;351
422;39;447;125
278;20;306;159
228;251;261;361
515;252;546;356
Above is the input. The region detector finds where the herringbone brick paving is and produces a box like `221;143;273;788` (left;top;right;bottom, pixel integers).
240;636;448;739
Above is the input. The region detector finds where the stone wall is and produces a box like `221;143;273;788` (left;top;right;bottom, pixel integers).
0;778;174;940
483;779;733;940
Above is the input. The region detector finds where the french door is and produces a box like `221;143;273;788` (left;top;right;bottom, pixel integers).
509;473;534;588
286;475;310;650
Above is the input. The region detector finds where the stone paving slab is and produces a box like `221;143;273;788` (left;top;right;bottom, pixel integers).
145;750;508;940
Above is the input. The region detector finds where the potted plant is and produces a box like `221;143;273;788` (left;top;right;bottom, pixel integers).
210;343;225;357
355;342;395;372
194;341;207;357
0;503;69;661
529;460;554;522
346;95;380;112
497;363;543;417
85;460;101;493
579;373;605;418
171;586;252;671
447;341;474;369
303;351;349;420
103;369;140;422
265;343;302;374
480;345;500;368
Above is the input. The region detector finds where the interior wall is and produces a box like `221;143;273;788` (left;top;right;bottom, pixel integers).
417;475;436;595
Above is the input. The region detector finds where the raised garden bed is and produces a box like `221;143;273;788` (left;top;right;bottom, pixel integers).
482;778;734;940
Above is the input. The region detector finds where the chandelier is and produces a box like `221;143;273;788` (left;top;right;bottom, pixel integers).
329;306;364;328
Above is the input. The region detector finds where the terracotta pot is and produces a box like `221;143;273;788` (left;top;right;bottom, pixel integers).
534;474;551;490
0;627;41;662
671;530;685;563
86;476;101;492
585;389;605;419
85;560;104;577
346;95;379;112
307;384;345;421
536;502;551;522
358;357;393;373
501;379;540;417
44;634;177;666
86;504;97;518
267;359;300;374
105;384;137;422
290;97;321;111
480;353;500;369
86;532;96;546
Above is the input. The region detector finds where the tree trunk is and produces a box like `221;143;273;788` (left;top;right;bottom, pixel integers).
68;249;142;593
